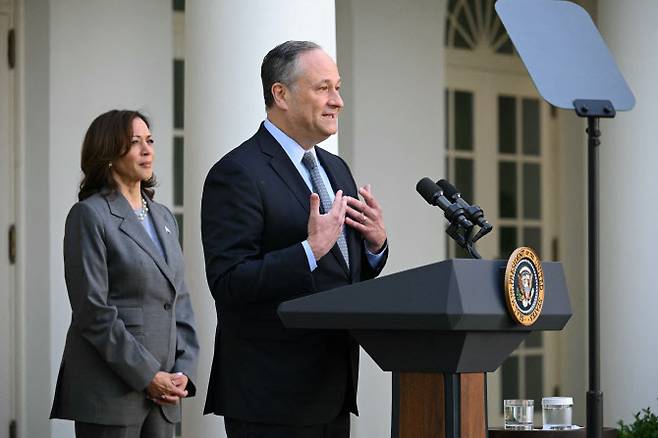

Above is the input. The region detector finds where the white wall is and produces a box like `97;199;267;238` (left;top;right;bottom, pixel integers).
336;0;446;436
598;0;658;427
183;2;337;437
21;0;51;436
21;1;173;437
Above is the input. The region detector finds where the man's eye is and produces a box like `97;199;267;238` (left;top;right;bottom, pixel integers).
147;139;154;145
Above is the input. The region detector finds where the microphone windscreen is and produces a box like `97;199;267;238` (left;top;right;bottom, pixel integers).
416;177;441;205
437;179;459;198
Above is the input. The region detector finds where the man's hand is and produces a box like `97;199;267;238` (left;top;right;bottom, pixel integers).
345;185;386;253
146;371;188;406
307;190;347;260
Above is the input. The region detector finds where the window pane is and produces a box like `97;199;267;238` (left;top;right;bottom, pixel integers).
467;0;478;16
500;226;517;259
448;0;458;15
524;331;543;348
493;16;514;54
525;355;543;405
522;98;540;156
523;163;541;219
173;0;185;12
454;29;471;49
499;161;517;218
454;91;473;150
496;38;515;55
455;158;474;203
175;214;184;246
446;0;457;46
494;18;514;55
455;8;473;49
173;136;184;206
498;96;516;153
174;60;185;129
477;0;487;25
502;356;519;402
523;227;542;258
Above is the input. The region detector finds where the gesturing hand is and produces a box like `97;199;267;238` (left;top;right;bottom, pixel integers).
345;185;387;253
307;190;347;260
146;371;188;406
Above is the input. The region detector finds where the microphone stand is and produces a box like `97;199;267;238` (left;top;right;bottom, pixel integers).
465;242;481;260
446;221;482;259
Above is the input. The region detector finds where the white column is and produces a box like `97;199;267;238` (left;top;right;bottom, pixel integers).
336;1;445;437
598;0;658;427
183;2;336;437
21;1;173;437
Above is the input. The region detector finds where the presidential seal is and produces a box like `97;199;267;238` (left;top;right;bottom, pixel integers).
504;247;544;326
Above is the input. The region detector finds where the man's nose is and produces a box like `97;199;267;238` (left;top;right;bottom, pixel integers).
329;90;344;108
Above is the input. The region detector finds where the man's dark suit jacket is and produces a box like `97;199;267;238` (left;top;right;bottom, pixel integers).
201;123;388;426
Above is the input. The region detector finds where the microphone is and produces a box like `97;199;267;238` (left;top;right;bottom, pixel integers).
437;179;493;241
416;178;473;229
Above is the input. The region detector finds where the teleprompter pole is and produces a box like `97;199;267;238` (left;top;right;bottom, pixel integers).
576;99;614;438
586;115;602;438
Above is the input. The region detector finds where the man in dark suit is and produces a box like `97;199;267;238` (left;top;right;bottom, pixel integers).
201;40;388;438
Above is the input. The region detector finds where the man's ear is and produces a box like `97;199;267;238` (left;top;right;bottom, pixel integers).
271;83;289;110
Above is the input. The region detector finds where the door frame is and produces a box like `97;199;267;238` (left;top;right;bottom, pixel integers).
0;4;17;438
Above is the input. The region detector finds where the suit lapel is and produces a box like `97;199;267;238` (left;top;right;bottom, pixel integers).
106;192;177;291
259;125;312;215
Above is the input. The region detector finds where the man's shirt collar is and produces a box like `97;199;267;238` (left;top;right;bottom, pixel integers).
263;118;317;165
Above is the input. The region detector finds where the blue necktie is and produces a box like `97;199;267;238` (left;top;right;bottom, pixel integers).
302;151;350;268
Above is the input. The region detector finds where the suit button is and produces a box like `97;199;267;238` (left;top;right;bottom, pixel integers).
164;303;172;311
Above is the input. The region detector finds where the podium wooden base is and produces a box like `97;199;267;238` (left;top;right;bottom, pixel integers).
392;372;487;438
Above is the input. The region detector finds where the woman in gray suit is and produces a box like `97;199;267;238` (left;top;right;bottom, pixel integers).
50;110;199;438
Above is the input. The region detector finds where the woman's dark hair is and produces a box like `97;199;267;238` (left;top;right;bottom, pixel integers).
78;109;157;201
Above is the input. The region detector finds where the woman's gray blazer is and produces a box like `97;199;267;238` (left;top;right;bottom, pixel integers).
50;190;199;426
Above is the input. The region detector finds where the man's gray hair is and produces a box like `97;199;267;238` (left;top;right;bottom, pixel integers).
261;40;321;108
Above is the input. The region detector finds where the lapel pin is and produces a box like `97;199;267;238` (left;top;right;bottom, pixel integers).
165;225;171;234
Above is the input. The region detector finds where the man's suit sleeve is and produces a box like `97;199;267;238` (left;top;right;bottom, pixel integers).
63;203;161;391
359;243;388;281
201;157;315;308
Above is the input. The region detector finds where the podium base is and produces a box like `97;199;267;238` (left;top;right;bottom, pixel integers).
392;372;487;438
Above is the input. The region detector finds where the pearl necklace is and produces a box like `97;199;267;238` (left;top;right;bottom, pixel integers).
134;197;149;221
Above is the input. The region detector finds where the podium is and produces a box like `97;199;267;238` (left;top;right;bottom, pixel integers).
278;259;572;438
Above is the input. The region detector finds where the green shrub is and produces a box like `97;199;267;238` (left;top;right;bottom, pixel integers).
618;403;658;438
